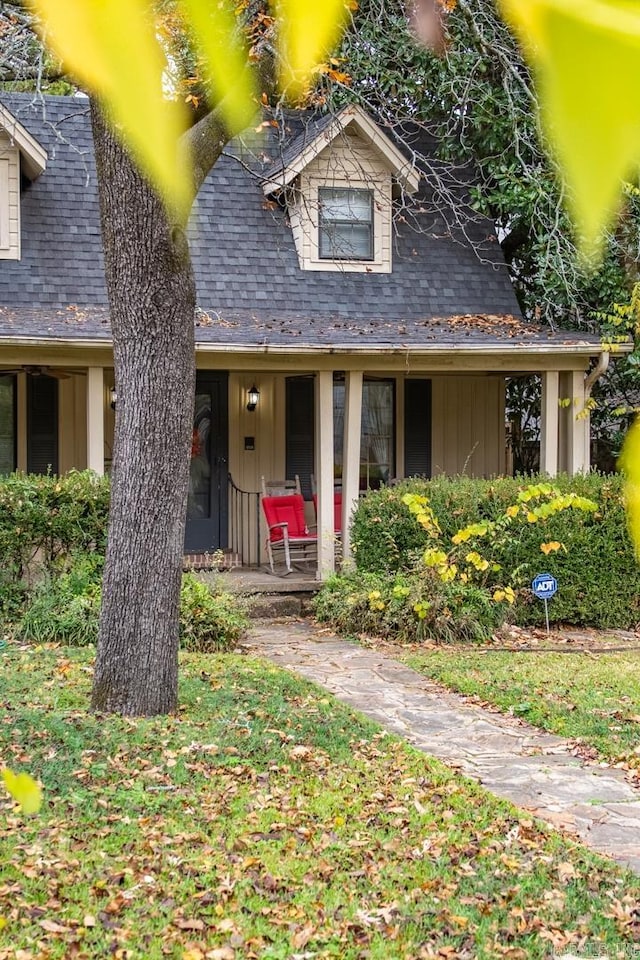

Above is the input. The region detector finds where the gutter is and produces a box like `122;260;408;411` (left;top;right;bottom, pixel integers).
583;351;610;468
0;337;627;359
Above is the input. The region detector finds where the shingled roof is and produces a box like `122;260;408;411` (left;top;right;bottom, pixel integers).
0;94;603;355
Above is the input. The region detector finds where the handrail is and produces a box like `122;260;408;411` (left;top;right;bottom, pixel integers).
227;473;261;567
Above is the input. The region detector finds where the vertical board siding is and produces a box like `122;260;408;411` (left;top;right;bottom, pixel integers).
0;137;20;258
431;376;504;477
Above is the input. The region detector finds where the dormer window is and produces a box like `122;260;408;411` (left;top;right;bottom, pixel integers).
319;188;373;261
262;104;420;275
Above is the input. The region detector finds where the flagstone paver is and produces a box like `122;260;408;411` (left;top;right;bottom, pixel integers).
243;619;640;875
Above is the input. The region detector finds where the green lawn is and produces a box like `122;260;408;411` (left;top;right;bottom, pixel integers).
402;645;640;768
1;642;640;959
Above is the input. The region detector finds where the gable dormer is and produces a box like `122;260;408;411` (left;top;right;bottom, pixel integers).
0;103;47;260
263;105;420;274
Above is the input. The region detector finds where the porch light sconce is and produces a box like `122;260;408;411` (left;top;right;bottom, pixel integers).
246;384;259;412
110;387;117;410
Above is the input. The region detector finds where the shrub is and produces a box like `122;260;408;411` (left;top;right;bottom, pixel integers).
17;559;248;651
313;569;506;645
348;473;640;630
17;553;103;645
0;470;110;618
351;479;432;574
179;574;248;652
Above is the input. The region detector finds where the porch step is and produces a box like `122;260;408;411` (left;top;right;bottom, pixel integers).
194;567;320;621
245;592;316;620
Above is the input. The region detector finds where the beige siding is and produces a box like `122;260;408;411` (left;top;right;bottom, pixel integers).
291;129;393;273
0;134;20;259
228;373;286;494
59;375;87;473
431;376;505;477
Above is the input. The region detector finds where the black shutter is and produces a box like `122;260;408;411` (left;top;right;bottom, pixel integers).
27;375;58;475
404;379;431;478
286;377;315;499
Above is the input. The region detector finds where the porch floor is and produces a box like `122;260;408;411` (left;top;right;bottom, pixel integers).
201;566;321;596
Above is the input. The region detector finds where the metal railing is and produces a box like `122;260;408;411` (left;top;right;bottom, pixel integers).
228;473;261;567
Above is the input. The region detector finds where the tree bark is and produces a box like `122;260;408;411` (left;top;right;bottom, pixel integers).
90;102;196;716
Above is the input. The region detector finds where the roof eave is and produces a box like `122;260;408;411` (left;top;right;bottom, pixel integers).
0;103;47;179
263;104;420;196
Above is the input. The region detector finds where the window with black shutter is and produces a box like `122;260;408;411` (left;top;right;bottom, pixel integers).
27;374;58;475
0;375;16;474
404;379;432;478
285;377;315;500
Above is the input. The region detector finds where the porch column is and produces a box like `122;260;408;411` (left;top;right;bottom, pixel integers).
315;370;335;579
86;366;105;475
341;370;363;562
567;369;589;474
540;370;559;476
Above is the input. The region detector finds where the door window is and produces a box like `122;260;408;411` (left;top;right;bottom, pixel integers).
188;392;212;519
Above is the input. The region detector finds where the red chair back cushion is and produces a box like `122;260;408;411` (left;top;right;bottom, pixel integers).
312;492;343;532
262;495;308;541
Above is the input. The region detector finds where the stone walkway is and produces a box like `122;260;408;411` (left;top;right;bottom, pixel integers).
243;619;640;875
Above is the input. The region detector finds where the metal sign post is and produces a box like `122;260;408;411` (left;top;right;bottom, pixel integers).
531;573;558;636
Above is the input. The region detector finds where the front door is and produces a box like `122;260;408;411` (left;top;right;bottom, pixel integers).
185;372;228;552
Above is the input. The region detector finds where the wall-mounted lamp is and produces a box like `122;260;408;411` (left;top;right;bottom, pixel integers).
246;384;259;412
110;387;117;410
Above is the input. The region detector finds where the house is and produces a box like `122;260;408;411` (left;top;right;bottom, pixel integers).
0;93;614;576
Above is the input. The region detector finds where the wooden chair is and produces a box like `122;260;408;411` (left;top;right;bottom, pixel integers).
260;475;302;497
261;494;317;574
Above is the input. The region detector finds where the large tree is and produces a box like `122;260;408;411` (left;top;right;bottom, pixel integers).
89;9;280;715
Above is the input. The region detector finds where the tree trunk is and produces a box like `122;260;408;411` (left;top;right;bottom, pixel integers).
90;102;196;716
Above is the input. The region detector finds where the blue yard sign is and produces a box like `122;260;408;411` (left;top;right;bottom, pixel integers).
531;573;558;600
531;573;557;634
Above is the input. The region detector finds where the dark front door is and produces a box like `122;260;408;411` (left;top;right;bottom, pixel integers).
185;373;228;552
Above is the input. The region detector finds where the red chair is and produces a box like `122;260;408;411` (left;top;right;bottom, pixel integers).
312;491;343;533
261;494;317;574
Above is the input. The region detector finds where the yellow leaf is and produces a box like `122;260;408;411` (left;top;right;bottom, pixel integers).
620;417;640;557
0;917;6;931
499;0;640;252
2;768;42;815
540;540;562;554
179;0;257;134
31;0;189;211
276;0;350;95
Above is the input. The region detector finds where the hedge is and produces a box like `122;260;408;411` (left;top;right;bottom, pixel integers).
349;473;640;630
0;470;110;617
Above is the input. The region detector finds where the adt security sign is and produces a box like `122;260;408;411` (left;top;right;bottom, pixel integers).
531;573;557;634
531;573;558;600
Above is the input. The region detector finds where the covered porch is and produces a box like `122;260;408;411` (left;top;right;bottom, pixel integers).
0;325;610;580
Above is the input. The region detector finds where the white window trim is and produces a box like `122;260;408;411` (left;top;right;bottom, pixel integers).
291;173;392;274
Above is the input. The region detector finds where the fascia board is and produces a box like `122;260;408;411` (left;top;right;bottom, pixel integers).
0;104;47;179
262;104;420;195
